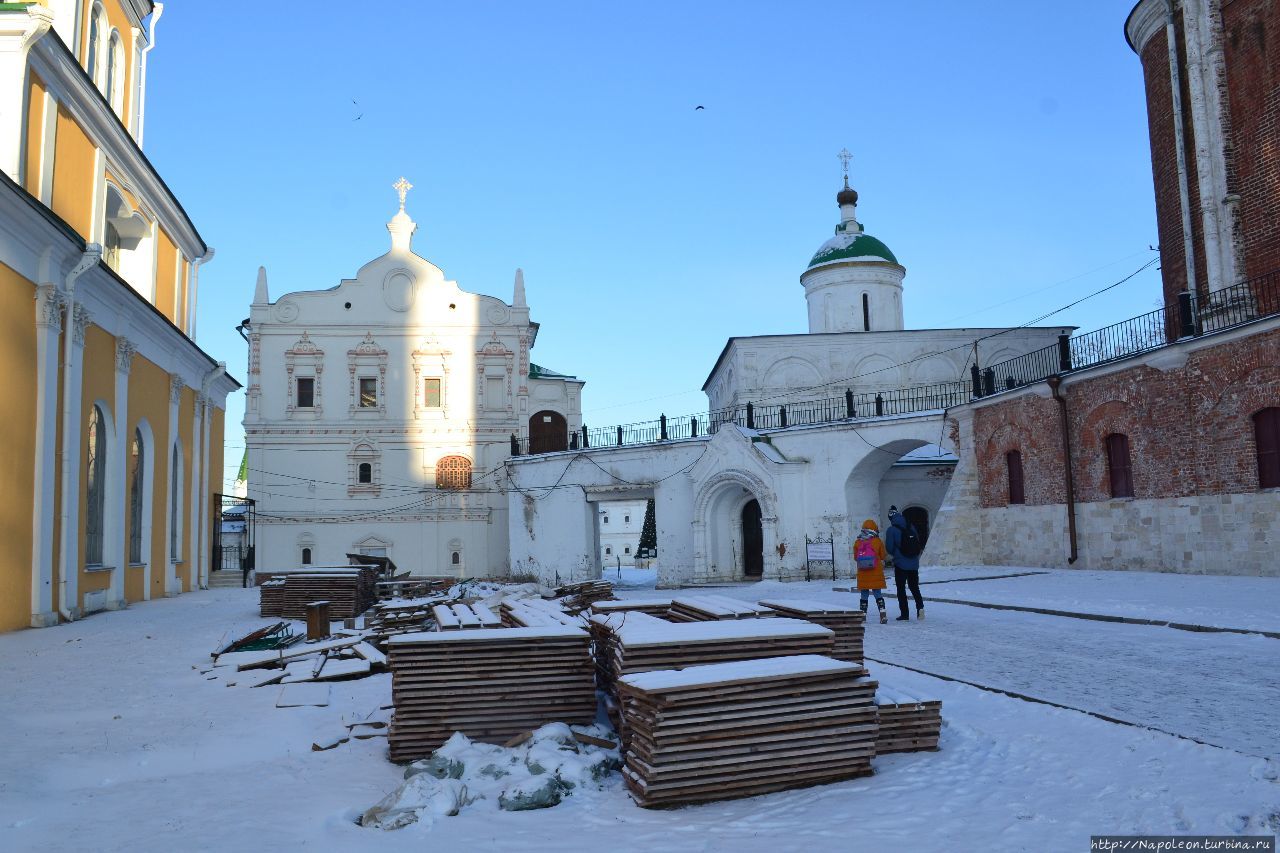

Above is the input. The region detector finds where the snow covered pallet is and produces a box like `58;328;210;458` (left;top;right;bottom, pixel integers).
385;626;597;762
666;595;777;622
589;598;674;618
500;598;584;628
758;599;866;664
875;701;942;754
616;655;879;808
259;580;285;617
553;580;616;614
431;603;502;631
590;613;840;692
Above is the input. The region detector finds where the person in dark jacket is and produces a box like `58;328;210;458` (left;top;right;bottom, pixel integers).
885;506;924;621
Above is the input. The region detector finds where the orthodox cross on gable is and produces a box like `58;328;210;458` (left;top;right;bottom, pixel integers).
393;176;413;211
837;148;852;185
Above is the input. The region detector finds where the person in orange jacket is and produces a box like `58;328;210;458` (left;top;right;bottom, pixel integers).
854;518;888;624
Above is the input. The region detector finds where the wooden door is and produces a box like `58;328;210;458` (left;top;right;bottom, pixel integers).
741;499;763;578
529;410;568;454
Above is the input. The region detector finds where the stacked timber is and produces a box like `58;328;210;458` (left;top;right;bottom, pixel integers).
616;655;879;807
590;614;838;691
876;701;943;754
279;568;377;619
256;567;377;619
758;599;866;663
666;595;777;622
587;611;669;690
259;580;285;617
589;598;674;619
500;598;584;628
553;580;616;614
430;602;502;631
385;626;597;762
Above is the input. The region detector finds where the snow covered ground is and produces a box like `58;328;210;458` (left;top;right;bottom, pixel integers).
1;568;1277;852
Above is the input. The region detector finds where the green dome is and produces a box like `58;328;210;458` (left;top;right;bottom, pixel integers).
807;231;898;268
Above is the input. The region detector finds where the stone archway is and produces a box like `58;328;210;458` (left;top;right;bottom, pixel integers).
692;469;777;583
529;410;568;454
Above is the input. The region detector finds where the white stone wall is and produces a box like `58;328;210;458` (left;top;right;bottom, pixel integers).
245;211;581;577
704;326;1070;412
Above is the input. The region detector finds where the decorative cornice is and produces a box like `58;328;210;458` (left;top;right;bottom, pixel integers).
286;331;323;356
1125;0;1169;55
71;303;91;346
114;336;137;373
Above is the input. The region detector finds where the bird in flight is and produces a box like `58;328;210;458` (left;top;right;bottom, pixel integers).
695;105;705;111
352;98;363;121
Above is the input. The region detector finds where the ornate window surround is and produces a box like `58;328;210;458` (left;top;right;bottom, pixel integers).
412;336;451;419
475;334;514;419
285;332;324;421
347;435;381;497
348;332;388;419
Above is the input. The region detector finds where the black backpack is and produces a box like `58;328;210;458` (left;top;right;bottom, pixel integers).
897;525;923;558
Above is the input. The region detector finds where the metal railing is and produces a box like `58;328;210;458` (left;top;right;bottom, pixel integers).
513;270;1280;457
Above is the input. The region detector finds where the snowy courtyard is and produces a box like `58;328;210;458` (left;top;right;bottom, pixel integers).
2;567;1277;852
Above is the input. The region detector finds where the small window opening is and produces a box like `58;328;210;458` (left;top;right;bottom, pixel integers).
862;293;870;331
451;551;460;565
359;377;378;408
296;377;314;408
1006;450;1025;505
358;462;372;484
301;547;312;565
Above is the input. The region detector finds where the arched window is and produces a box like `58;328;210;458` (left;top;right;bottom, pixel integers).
1255;407;1280;489
169;443;182;559
357;462;372;484
1105;433;1134;498
436;456;472;490
85;405;107;565
1006;449;1025;505
605;546;612;556
451;551;460;565
128;428;144;564
301;547;312;565
86;7;102;85
862;293;871;331
106;31;123;112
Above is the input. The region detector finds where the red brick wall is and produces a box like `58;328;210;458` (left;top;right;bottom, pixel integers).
972;326;1280;507
1138;15;1211;309
1222;0;1280;289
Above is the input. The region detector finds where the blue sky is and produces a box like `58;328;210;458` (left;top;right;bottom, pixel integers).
143;3;1159;491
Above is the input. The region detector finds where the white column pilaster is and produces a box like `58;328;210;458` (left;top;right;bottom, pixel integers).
30;284;64;627
0;7;53;181
197;396;214;589
57;303;90;617
188;392;203;590
107;337;136;609
164;373;182;596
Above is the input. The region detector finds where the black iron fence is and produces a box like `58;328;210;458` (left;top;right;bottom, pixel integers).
513;270;1280;457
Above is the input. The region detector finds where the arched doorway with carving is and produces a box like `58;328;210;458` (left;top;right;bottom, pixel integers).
529;410;568;454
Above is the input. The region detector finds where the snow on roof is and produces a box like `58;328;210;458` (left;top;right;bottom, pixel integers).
603;616;832;647
619;654;859;692
758;598;861;614
388;625;588;645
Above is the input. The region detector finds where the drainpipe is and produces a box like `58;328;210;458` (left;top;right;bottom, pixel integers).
1164;0;1198;303
57;245;104;621
187;248;213;341
1046;376;1078;565
135;3;163;146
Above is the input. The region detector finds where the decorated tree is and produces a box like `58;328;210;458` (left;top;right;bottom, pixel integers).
637;498;657;557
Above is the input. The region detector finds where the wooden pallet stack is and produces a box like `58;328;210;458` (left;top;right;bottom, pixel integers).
590;614;838;691
587;611;669;690
259;580;285;617
500;598;585;628
666;595;778;622
758;599;866;663
553;580;616;614
279;568;377;619
589;598;674;619
385;625;597;762
430;602;503;631
616;655;879;807
876;701;943;754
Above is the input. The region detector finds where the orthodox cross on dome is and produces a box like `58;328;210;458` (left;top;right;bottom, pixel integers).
837;148;852;187
392;176;413;211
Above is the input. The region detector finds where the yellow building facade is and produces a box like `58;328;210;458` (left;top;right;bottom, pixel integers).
0;1;238;631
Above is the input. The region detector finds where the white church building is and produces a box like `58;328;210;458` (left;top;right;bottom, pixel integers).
244;180;583;575
507;165;1069;587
